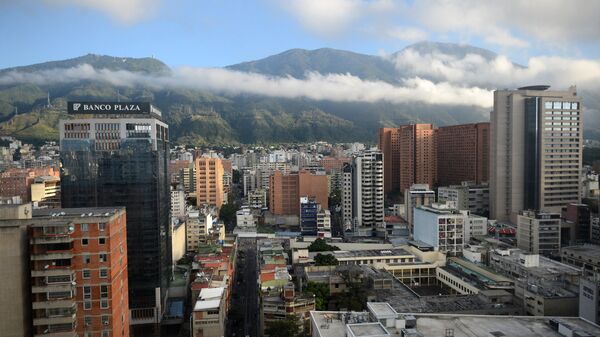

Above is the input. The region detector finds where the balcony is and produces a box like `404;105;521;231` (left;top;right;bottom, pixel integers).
31;269;74;278
30;236;74;244
33;313;76;326
31;283;75;294
31;252;73;261
33;299;76;310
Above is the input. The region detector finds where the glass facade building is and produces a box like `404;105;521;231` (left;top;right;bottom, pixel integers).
59;104;171;323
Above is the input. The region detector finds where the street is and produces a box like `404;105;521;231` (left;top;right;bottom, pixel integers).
228;238;259;337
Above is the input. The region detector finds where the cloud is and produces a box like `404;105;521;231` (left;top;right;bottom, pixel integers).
0;64;492;108
43;0;161;24
279;0;361;36
382;27;428;42
391;47;600;90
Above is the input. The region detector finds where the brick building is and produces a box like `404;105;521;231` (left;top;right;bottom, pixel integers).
0;167;58;202
269;170;328;216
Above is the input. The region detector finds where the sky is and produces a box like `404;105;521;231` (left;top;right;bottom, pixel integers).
0;0;599;69
0;0;599;116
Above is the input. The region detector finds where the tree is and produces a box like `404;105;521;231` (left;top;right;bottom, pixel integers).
314;253;339;266
264;315;301;337
307;238;339;252
304;282;330;310
219;202;238;232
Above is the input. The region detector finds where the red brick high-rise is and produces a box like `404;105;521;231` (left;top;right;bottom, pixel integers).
398;124;437;194
436;122;490;186
269;170;328;215
378;128;401;194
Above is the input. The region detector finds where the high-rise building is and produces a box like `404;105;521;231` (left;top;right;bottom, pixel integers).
269;170;328;216
378;128;401;194
378;124;436;194
341;149;384;235
60;102;171;324
195;155;225;208
300;197;319;236
436;122;490;186
490;86;583;221
0;204;130;337
517;210;561;257
413;203;467;255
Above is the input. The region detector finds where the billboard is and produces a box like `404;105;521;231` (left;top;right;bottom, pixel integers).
67;102;151;114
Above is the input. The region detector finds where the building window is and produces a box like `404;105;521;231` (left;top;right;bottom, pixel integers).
83;286;92;300
102;330;110;337
100;285;108;299
100;268;108;278
84;255;91;264
99;238;106;245
99;253;108;263
84;300;92;310
101;299;109;309
82;238;88;246
83;269;91;279
99;223;106;231
102;315;110;326
81;223;89;232
84;316;92;327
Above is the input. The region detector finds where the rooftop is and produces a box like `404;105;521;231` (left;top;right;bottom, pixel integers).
562;245;600;259
367;302;397;319
311;311;600;337
308;248;412;260
193;299;220;311
348;322;389;337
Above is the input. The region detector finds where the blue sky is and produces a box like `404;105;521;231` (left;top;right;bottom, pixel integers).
1;0;599;69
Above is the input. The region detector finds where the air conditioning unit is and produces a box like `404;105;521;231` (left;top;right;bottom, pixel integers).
103;320;109;325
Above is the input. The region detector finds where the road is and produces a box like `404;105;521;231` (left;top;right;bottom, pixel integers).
228;238;259;337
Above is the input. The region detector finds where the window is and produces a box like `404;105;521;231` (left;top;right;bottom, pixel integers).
102;315;110;325
83;269;91;279
100;268;108;278
84;300;92;310
102;330;110;337
81;223;89;232
101;299;109;309
84;316;92;327
99;253;108;263
82;238;88;246
100;285;108;298
99;238;106;245
99;223;106;231
83;286;92;300
84;255;91;264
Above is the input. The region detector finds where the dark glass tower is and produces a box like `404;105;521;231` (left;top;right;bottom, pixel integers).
60;102;171;323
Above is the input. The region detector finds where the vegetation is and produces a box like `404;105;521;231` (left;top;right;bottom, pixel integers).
219;202;239;232
264;315;304;337
314;253;339;266
304;282;330;310
307;238;340;252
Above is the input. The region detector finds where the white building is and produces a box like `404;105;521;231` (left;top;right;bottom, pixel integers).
405;184;435;231
187;208;214;251
171;188;186;219
341;149;384;236
413;203;466;255
438;182;489;216
517;210;561;257
317;209;332;238
192;287;226;337
236;208;257;228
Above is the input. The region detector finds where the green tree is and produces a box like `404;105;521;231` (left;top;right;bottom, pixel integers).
219;202;238;231
307;238;340;252
304;282;330;310
264;315;301;337
314;253;339;266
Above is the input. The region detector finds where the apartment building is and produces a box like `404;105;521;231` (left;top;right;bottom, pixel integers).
517;211;561;257
195;155;225;208
269;170;328;216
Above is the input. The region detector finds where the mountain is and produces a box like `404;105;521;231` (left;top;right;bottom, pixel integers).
1;42;595;145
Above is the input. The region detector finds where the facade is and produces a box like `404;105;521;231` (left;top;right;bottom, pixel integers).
0;167;59;203
404;184;435;231
0;204;32;337
580;276;600;325
517;211;561;257
300;197;319;236
195;155;225;208
192;287;226;337
561;203;591;244
561;245;600;277
399;124;437;193
262;283;315;336
316;209;332;238
186;209;214;252
246;188;267;209
436;122;490;186
413;203;466;255
341;149;384;234
170;188;186;220
490;86;583;221
378;127;401;194
59;102;170;323
236;207;257;228
437;182;489;216
30;175;61;208
269;170;328;216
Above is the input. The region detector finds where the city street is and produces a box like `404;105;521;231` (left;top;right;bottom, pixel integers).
228;238;259;337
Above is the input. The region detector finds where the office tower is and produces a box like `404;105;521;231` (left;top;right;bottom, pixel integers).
60;102;170;323
269;170;328;216
0;204;32;337
438;182;490;216
404;184;435;231
436;122;490;186
490;86;583;221
378;128;401;194
300;197;319;236
195;155;225;208
517;210;561;257
341;149;384;235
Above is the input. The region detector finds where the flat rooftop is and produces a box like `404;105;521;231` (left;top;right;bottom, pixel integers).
367;302;397;319
309;248;412;259
348;322;388;337
492;250;581;277
311;311;600;337
562;245;600;258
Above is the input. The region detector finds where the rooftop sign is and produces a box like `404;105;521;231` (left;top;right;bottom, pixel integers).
68;102;151;114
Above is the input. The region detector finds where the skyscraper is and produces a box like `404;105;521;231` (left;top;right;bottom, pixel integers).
60;102;171;324
195;154;225;208
341;149;384;235
490;86;583;221
378;128;401;194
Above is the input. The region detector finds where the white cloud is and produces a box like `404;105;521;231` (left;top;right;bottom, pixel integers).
279;0;361;36
383;27;428;42
43;0;161;24
0;64;492;108
391;47;600;90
